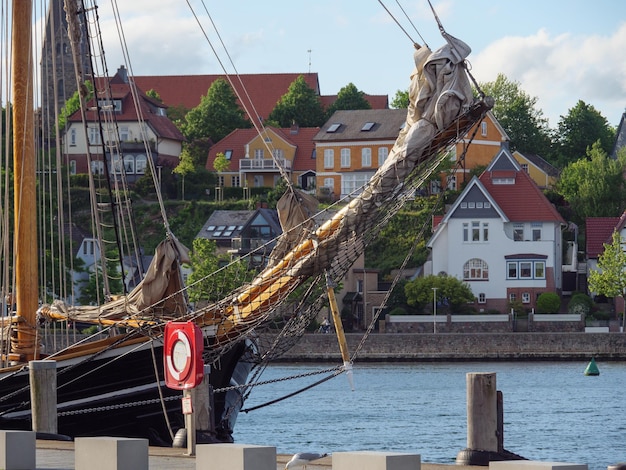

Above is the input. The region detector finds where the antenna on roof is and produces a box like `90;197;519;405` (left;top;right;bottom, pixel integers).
307;49;312;73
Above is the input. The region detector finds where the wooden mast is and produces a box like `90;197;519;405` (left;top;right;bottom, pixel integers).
11;0;39;361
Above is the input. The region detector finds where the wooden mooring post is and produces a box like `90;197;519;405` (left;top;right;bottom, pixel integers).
29;360;57;434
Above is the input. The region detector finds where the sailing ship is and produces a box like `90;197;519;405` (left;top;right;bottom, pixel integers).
0;0;492;446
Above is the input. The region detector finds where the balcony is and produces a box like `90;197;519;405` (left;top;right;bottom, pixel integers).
239;158;291;172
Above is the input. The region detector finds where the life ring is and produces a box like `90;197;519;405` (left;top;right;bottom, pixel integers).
165;328;193;383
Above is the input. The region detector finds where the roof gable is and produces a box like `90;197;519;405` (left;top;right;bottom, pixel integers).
586;216;620;258
480;147;565;224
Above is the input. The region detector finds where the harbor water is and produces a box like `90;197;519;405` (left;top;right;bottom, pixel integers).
234;361;626;470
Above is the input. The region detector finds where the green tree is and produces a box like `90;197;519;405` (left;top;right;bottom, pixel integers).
555;100;616;167
182;78;251;142
556;142;626;224
213;152;230;173
404;274;474;313
58;81;94;132
390;89;409;109
145;89;162;102
479;74;552;158
77;258;124;306
325;82;371;118
588;230;626;331
267;75;325;127
536;292;561;313
186;238;254;303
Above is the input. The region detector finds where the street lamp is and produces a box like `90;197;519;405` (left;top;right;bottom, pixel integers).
432;287;438;334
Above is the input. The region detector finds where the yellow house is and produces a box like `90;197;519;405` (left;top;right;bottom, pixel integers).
206;126;318;191
314;109;406;199
512;150;559;189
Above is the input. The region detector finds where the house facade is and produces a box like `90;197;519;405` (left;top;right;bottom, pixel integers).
426;145;566;312
313;109;406;199
62;66;184;178
206;126;318;191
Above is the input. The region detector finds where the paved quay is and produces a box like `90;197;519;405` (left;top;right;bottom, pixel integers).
34;439;480;470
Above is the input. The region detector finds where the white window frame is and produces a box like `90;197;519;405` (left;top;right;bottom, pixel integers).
521;292;531;304
340;148;350;168
463;258;489;281
478;293;486;304
324;149;334;169
323;178;334;191
378;147;388;166
135;155;147;175
361;148;372;167
481;121;487;136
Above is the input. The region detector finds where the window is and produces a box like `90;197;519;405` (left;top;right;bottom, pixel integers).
111;155;123;174
69;160;77;175
327;123;341;133
340;148;350;168
378;147;388;166
521;163;529;173
91;161;104;175
481;122;487;136
323;178;334;191
532;222;542;241
218;175;224;187
273;149;284;159
361;122;375;131
70;128;77;146
520;262;532;278
534;262;545;279
124;155;135;174
135;155;147;174
342;173;373;196
88;127;101;145
463;258;489;281
224;150;233;160
513;223;524;241
447;175;456;190
522;292;531;304
361;148;372;167
253;175;263;187
231;175;240;187
357;279;364;293
478;293;486;304
463;221;488;243
254;149;264;159
324;149;334;169
507;260;546;280
119;126;129;141
509;293;517;302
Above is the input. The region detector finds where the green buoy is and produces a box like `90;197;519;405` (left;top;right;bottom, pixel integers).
584;358;600;376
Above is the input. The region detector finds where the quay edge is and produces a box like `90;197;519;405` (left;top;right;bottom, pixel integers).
263;332;626;362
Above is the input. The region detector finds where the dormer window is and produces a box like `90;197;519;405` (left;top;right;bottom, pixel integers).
327;123;341;133
361;122;375;131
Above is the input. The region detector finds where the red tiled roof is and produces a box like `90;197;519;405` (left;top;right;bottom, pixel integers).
133;73;322;123
479;167;565;223
206;126;319;173
586;217;620;258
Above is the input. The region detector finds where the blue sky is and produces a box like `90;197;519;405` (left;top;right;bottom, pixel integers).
69;1;626;130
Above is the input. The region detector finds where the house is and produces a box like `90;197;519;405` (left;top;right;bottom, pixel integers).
426;145;566;312
585;212;626;314
63;66;185;178
205;126;318;191
195;208;282;268
313;109;406;199
438;112;558;191
512;151;559;189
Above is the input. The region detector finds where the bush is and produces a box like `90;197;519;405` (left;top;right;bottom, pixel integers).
536;292;561;313
567;293;593;315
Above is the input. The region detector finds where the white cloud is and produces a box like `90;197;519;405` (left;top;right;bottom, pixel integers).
472;24;626;126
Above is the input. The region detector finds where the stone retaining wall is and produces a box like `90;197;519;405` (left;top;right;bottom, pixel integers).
267;332;626;362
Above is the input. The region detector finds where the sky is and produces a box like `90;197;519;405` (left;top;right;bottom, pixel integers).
54;1;626;129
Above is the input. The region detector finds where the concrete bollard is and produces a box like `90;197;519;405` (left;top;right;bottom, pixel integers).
29;360;57;434
75;436;148;470
490;461;588;470
332;451;421;470
196;443;276;470
0;430;36;470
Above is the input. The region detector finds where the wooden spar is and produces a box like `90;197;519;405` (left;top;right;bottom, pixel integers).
11;0;39;361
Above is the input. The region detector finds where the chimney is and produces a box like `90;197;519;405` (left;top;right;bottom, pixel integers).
117;65;128;83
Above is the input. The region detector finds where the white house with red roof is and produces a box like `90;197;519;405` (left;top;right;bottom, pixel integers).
63;66;185;179
206;126;318;191
426;144;566;312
